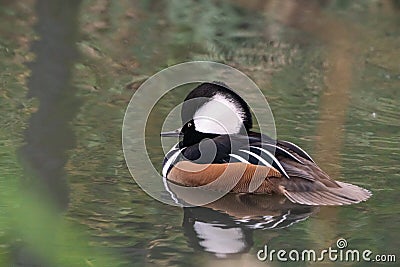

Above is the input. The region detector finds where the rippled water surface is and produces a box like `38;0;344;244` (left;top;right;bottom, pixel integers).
1;1;399;266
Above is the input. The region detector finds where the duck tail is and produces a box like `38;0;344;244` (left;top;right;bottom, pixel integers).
282;182;372;206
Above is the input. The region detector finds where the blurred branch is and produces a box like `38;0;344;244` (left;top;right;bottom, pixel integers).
20;0;82;210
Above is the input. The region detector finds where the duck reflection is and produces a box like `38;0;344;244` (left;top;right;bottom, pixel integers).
182;194;317;258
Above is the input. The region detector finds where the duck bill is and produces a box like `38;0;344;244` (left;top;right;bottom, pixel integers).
160;128;182;137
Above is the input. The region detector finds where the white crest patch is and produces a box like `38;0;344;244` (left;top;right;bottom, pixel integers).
193;94;245;134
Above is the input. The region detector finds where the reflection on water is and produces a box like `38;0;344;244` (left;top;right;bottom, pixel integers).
1;0;399;266
183;194;316;258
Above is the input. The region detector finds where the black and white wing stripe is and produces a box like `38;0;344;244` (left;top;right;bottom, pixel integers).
278;140;315;163
228;153;250;164
260;143;304;164
227;146;290;179
227;136;319;180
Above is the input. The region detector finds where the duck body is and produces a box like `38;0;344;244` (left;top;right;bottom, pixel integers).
161;82;371;206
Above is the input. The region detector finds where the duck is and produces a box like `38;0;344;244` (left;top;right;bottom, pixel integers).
161;82;372;206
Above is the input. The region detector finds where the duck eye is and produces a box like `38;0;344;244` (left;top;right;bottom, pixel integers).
187;122;192;127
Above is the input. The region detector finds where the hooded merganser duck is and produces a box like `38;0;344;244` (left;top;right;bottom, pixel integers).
161;82;372;206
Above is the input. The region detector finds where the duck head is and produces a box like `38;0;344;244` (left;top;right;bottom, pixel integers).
161;82;253;147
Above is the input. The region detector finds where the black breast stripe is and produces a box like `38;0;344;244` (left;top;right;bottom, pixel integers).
162;146;185;177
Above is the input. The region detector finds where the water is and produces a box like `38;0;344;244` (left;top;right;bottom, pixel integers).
0;1;399;266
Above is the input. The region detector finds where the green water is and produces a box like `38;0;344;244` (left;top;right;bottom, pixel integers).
0;1;399;266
